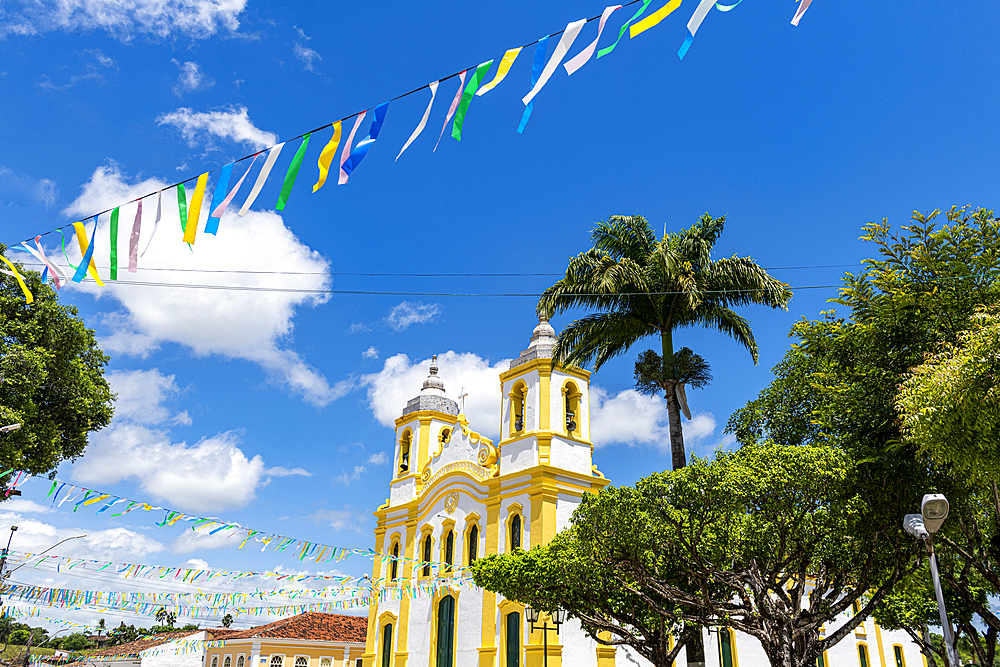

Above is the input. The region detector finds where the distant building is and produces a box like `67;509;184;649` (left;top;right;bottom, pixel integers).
201;612;367;667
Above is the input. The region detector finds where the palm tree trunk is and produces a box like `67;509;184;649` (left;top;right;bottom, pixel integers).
661;331;686;471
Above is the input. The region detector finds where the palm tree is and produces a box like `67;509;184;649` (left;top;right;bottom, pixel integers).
538;214;792;470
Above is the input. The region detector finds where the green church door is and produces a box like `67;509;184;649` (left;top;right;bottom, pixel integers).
436;595;456;667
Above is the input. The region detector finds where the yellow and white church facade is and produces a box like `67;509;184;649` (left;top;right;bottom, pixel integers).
359;318;927;667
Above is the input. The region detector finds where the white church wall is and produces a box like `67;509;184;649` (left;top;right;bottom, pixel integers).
555;493;580;532
389;477;416;505
500;438;537;474
456;588;483;667
548;437;592;475
561;619;599;667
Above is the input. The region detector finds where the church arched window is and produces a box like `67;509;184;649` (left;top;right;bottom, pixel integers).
468;525;479;565
563;381;581;435
422;533;433;577
398;429;412;475
858;644;870;667
380;623;393;667
510;514;521;550
719;628;737;667
505;611;521;667
390;541;399;581
509;382;527;435
444;530;454;572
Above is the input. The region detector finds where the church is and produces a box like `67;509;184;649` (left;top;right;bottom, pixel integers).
358;318;926;667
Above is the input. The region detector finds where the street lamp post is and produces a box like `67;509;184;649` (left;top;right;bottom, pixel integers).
903;494;958;667
525;606;564;667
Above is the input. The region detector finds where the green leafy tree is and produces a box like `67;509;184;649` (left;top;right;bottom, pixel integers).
0;248;114;478
61;634;90;651
221;614;233;629
538;214;791;471
474;442;917;667
107;623;142;646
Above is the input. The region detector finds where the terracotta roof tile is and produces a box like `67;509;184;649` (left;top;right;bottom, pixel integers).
224;612;367;643
82;632;197;659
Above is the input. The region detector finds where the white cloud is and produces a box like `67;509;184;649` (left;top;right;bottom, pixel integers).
72;424;272;513
73;368;312;513
107;367;188;425
361;351;511;438
171;525;244;553
292;26;321;72
156;106;277;151
589;387;717;450
385;301;442;332
0;499;54;514
362;346;379;359
0;165;57;208
0;0;247;40
171;60;215;97
184;557;209;568
0;514;165;561
333;465;366;486
61;164;345;406
367;452;387;465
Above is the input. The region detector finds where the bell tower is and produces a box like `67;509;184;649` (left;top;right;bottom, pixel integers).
496;316;595;476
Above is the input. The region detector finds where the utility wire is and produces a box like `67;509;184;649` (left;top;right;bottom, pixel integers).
6;0;650;250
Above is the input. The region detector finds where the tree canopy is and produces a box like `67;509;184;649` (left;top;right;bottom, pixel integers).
0;250;114;477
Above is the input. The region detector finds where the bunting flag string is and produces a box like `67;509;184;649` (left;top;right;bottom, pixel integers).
128;199;142;273
2;0;819;296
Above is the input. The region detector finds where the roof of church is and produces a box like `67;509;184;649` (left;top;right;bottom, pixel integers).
403;355;459;416
510;315;558;368
223;611;367;643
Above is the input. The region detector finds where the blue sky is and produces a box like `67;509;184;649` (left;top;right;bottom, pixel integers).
0;0;998;631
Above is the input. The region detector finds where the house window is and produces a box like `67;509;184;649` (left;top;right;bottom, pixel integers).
237;657;245;667
319;660;331;667
381;623;393;667
224;657;232;667
468;525;479;565
719;628;736;667
510;514;521;550
505;611;521;667
445;530;454;571
436;595;456;667
894;645;906;667
390;542;399;581
294;658;307;667
399;430;412;474
212;658;219;667
423;533;432;577
270;657;283;667
858;644;870;667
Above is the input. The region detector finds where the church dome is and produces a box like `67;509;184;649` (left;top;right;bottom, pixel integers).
402;355;459;416
510;315;558;369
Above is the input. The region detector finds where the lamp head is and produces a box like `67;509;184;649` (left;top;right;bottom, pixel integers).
0;424;20;434
525;606;539;623
551;609;566;625
903;514;929;541
921;494;949;534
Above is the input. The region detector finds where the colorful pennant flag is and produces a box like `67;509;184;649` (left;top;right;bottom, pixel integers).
141;191;161;258
791;0;813;25
71;218;104;285
0;255;33;304
129;199;142;273
599;0;652;56
522;18;586;107
716;0;743;10
452;61;493;141
240;143;284;215
342;102;389;176
476;49;522;96
109;207;119;280
212;154;258;222
339;113;366;184
184;172;209;244
276;133;311;211
517;37;550;134
630;0;681;38
565;5;622;75
205;162;233;235
678;0;718;59
176;184;188;236
397;82;438;160
314;123;342;190
435;71;467;152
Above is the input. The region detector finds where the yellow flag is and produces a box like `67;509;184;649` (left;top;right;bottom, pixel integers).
630;0;683;38
0;256;33;304
184;172;209;244
314;122;342;192
72;222;105;286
